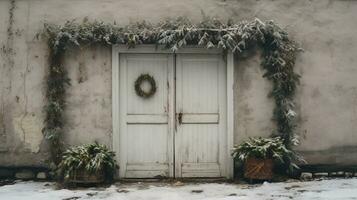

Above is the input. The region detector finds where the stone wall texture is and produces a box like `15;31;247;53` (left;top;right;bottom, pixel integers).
1;0;357;166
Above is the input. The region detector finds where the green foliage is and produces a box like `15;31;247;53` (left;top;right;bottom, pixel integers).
41;17;301;172
232;137;305;172
58;143;116;180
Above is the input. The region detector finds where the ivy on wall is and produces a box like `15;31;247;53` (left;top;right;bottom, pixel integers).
41;17;300;166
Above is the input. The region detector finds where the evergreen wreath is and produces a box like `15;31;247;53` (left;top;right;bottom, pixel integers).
41;17;301;171
134;74;157;98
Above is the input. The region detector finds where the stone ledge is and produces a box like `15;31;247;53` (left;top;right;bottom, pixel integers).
299;164;357;180
299;164;357;173
0;166;50;180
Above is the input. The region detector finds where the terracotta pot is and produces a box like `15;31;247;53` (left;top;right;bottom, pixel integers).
244;157;273;180
69;169;105;184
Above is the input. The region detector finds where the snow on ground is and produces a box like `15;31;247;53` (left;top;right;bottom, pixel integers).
1;178;357;200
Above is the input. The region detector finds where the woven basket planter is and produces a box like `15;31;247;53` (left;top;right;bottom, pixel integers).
69;169;105;184
244;157;273;180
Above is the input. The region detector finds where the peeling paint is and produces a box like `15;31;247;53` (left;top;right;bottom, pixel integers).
13;114;43;153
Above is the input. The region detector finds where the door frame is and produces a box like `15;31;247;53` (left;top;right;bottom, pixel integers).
112;45;234;179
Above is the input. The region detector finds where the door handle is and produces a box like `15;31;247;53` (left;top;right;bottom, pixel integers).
178;112;183;125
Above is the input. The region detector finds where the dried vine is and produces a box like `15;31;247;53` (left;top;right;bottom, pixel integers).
41;17;301;167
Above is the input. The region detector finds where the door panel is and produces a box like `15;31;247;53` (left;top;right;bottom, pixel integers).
126;125;169;178
119;54;174;178
126;55;169;114
175;54;226;178
180;57;219;113
180;124;219;163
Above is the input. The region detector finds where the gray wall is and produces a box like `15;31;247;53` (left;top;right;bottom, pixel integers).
1;0;357;166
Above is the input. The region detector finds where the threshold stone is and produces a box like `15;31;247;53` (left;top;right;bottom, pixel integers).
15;170;35;180
36;172;47;179
300;172;313;180
313;172;328;177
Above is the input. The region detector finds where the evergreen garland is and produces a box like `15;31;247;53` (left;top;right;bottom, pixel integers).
41;17;301;167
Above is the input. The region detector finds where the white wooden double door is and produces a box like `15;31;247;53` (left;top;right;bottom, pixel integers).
118;51;227;178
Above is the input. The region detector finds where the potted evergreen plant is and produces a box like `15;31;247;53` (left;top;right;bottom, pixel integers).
58;143;117;185
232;137;303;180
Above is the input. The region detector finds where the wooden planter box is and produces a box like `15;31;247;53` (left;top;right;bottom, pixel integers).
69;169;105;184
244;157;273;180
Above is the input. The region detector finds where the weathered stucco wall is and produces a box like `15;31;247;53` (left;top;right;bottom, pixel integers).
63;46;112;147
1;0;357;166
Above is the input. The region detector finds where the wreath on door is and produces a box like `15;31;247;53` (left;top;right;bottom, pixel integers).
134;74;157;98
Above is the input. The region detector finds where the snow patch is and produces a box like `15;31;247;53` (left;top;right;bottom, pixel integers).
1;179;357;200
